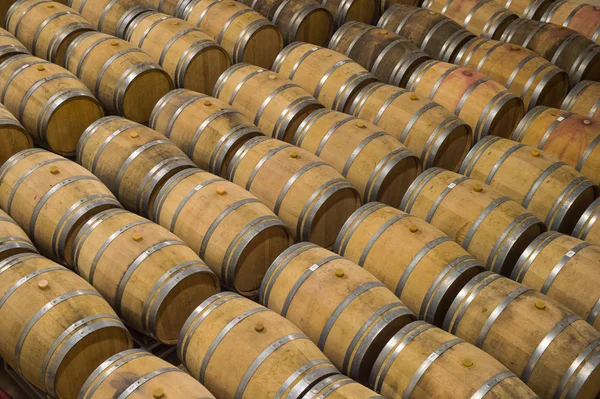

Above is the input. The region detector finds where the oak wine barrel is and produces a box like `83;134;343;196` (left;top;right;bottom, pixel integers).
76;116;196;217
306;375;383;399
573;198;600;246
260;243;416;383
0;54;103;156
0;27;30;63
79;349;216;399
152;168;292;297
67;0;153;38
179;292;340;399
349;83;473;171
294;109;420;206
0;253;132;399
0;209;37;260
0;149;122;263
401;168;546;276
561;80;600;120
213;63;324;142
149;89;264;177
329;21;431;88
511;106;600;185
445;271;600;399
321;0;378;27
334;203;484;326
407;60;524;141
542;1;600;45
144;0;179;15
0;103;32;166
380;0;419;12
71;208;219;344
272;42;378;113
227;136;362;247
497;0;555;19
460;136;599;233
65;32;174;124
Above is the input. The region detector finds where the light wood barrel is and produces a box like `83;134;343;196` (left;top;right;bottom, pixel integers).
0;27;30;63
294;109;420;206
542;1;600;45
71;208;219;344
238;0;335;46
380;0;419;12
144;0;179;15
561;80;600;120
124;11;231;93
422;0;518;40
329;22;431;88
0;209;37;260
514;232;600;331
0;54;103;156
0;103;32;166
407;60;524;142
444;271;600;399
377;5;476;62
350;83;473;171
77;116;196;217
305;375;384;399
574;197;600;246
500;19;600;86
179;292;340;399
177;0;283;68
335;203;484;326
0;149;122;263
497;0;555;19
511;106;600;185
65;32;174;124
80;349;215;399
149;89;264;177
5;0;94;66
272;42;378;113
213;63;324;142
401;168;546;276
321;0;378;26
152;168;292;297
370;320;538;398
460;136;599;234
260;243;416;383
67;0;153;38
0;253;132;399
227;136;362;247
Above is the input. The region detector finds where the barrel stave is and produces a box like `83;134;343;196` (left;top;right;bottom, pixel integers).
0;27;30;63
0;103;33;166
0;208;37;260
305;375;383;398
67;0;153;38
561;80;600;121
542;1;600;45
574;198;600;246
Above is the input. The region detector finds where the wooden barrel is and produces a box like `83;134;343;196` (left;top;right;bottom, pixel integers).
0;103;32;166
321;0;378;26
460;136;599;233
0;27;30;63
124;11;231;94
80;349;215;399
455;38;569;111
542;1;600;45
377;5;476;62
334;203;484;326
511;106;600;185
407;60;524;142
77;116;196;217
0;149;122;263
0;253;132;399
329;22;431;88
238;0;335;46
514;232;600;330
561;80;600;120
401;168;546;276
305;375;383;399
179;292;340;399
573;197;600;245
5;0;95;66
444;271;600;399
370;320;538;398
65;32;174;124
152;168;292;297
422;0;518;40
227;137;362;247
0;55;104;156
260;243;416;383
67;0;154;38
144;0;179;15
149;89;264;177
497;0;555;19
177;0;283;69
380;0;419;12
272;42;378;113
350;83;473;171
71;208;220;344
0;209;37;260
294;109;420;206
213;63;324;142
500;19;600;86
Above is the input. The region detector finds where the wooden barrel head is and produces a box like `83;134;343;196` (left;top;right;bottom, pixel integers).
292;4;334;46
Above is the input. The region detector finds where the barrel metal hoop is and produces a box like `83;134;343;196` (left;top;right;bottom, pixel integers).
426;177;469;223
233;19;272;63
245;143;293;190
462;196;511;253
471;370;518;399
95;47;145;98
176;40;219;87
114;139;170;194
119;368;184;399
463;1;488;28
576;135;600;172
334;202;386;255
367;147;414;201
31;11;76;55
0;266;64;310
254;84;297;127
420;117;457;168
554;338;600;399
275;96;322;141
170;177;224;233
573;198;600;240
522;161;565;208
488;212;540;273
10;0;52;37
400;167;445;213
314;59;353;99
511;106;548;142
280;363;338;399
74;36;114;78
73;209;129;268
218;8;253;45
162;94;207;138
19;74;77;120
228;67;267;105
511;231;560;282
459;136;501;175
332;72;375;111
588;299;600;326
315;115;355;155
541;243;591;294
399;102;439;143
486;143;527;184
429;64;460;99
546;176;593;230
506;54;535;89
274;162;327;214
137;15;174;47
0;253;42;275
